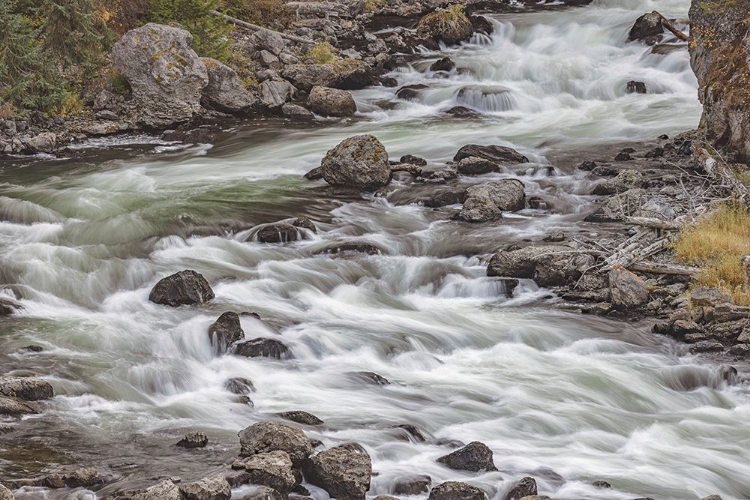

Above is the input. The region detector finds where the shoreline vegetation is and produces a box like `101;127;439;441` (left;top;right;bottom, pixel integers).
1;0;750;498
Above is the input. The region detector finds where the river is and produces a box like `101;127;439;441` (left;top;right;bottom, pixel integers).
4;0;750;499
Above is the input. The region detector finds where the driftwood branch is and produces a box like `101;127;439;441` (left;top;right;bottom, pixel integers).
212;11;317;46
653;11;689;42
287;1;351;17
628;261;698;277
622;216;681;231
695;147;750;207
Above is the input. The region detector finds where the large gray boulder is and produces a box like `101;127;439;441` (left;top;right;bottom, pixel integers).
458;179;525;222
259;80;296;109
0;395;39;415
609;267;648;309
321;135;391;190
308;86;357;117
26;132;57;153
112;23;208;128
126;480;183;500
487;245;596;287
238;451;296;493
281;60;373;92
179;475;231;500
148;270;215;307
238;421;313;465
303;443;372;500
0;376;53;401
200;58;257;114
0;484;13;500
689;0;750;160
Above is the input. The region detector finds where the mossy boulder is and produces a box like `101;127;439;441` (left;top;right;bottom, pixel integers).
320;135;391;190
417;6;474;46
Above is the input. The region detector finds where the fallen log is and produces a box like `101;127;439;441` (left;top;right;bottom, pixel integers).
628;261;698;277
211;11;317;46
653;11;689;42
622;216;681;231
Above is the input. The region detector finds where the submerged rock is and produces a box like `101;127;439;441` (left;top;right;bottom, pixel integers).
430;57;456;72
436;441;497;472
148;270;215;307
303;443;372;500
239;421;313;464
278;410;324;426
208;312;245;353
177;431;209;449
225;377;256;394
349;371;390;386
234;338;292;359
394;475;431;495
256;223;301;243
428;482;486;500
0;395;39;415
321;135;391;190
454;144;529;165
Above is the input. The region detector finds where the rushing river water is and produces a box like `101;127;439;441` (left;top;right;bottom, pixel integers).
5;0;750;499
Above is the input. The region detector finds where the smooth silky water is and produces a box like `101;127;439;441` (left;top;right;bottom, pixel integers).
4;0;750;498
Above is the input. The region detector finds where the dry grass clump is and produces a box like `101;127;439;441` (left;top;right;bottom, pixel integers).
675;201;750;305
306;42;338;64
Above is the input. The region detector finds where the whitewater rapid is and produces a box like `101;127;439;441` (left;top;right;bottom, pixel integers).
5;0;749;499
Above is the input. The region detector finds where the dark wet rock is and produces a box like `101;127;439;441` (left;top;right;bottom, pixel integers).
445;106;479;117
177;431;208;449
256;223;301;243
394;475;431;495
234;338;292;360
179;475;231;500
225;377;255;395
487;246;595;287
64;468;103;488
417;7;474;45
436;441;496;472
0;298;20;315
417;169;458;183
303;166;324;180
0;395;40;415
316;243;384;255
592;170;644;195
645;146;664;158
609;267;648;309
0;376;53;401
308;86;357;117
593;481;611;489
303;443;372;500
394;424;426;442
700;496;723;500
148;270;214;307
396;84;428;100
614;151;633;161
239;451;296;493
430;57;456;72
381;77;399;87
208;312;244;352
454;144;529;165
321;135;391;190
628;12;663;42
423;189;468;208
400;155;427;166
200;58;257;114
456;156;500;175
112;24;208;128
278;411;324;426
292;216;317;233
578;160;598;171
239;421;313;464
428;481;486;500
224;470;252;488
627;81;647;94
161;125;220;144
281;60;373;92
690;287;733;308
350;371;390;386
504;477;537;500
689;341;724;354
392;163;424;176
373;496;398;500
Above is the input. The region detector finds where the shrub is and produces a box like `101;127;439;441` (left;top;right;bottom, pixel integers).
306;42;338;64
148;0;233;62
675;202;750;305
99;0;151;34
365;0;386;13
221;0;290;28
